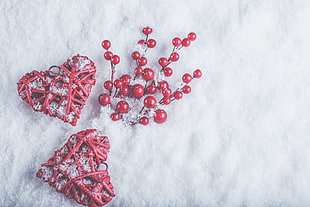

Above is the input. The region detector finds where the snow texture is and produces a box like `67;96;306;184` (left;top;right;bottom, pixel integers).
1;0;310;206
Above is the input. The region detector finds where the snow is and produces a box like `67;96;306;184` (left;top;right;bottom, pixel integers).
1;0;310;206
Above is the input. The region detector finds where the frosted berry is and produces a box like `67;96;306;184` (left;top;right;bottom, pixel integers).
138;57;148;66
174;91;183;99
120;74;131;85
188;32;197;41
134;67;143;75
182;85;191;94
132;84;145;98
172;37;182;47
98;93;110;106
147;39;156;48
169;52;179;62
182;73;192;83
162;88;172;97
193;69;202;78
162;97;171;105
116;101;129;113
154;109;167;123
131;51;140;60
104;80;113;90
111;113;121;121
143;27;153;35
139;117;149;125
163;67;173;77
104;51;113;60
120;86;129;95
158;57;169;67
138;40;145;45
111;55;120;65
146;85;156;94
142;68;155;81
101;40;111;50
157;81;169;90
114;79;122;88
144;96;157;108
182;38;191;47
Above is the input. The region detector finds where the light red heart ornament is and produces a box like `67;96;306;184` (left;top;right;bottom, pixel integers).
36;129;115;207
17;55;96;126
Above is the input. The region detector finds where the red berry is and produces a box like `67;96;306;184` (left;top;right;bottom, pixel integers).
114;79;122;88
182;85;191;94
154;109;167;123
188;32;197;41
142;68;154;81
120;74;131;85
163;67;173;77
132;84;145;98
131;51;140;60
104;51;113;60
116;101;130;113
139;117;149;125
144;96;157;108
162;97;171;105
158;57;169;67
111;113;121;121
138;39;145;45
134;67;143;75
169;52;179;62
172;37;182;47
174;91;183;99
138;57;148;66
162;88;172;97
146;85;156;94
111;55;120;65
147;39;156;48
101;40;111;50
98;93;110;106
182;38;191;47
104;80;113;90
157;81;169;90
120;86;129;95
143;27;153;35
193;69;202;78
182;73;192;83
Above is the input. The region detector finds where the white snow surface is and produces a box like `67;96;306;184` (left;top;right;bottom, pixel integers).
1;0;310;206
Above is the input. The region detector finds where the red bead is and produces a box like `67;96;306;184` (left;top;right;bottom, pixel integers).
138;57;148;66
138;39;145;45
147;39;156;48
114;79;122;88
154;109;167;123
193;69;202;78
104;80;113;90
101;40;111;50
111;113;121;121
163;67;173;77
157;81;169;90
143;27;153;35
131;51;140;60
158;57;169;67
144;96;157;108
182;73;192;83
120;86;129;95
104;51;113;60
111;55;120;65
174;91;183;99
162;88;172;97
120;74;131;85
139;117;149;125
182;38;191;47
188;32;197;41
169;52;179;62
116;101;129;113
162;97;171;105
182;85;191;94
98;93;110;106
132;84;145;98
142;68;154;81
134;67;143;75
146;85;156;94
172;37;182;47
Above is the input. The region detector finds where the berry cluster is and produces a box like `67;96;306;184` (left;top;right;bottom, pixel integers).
98;27;202;125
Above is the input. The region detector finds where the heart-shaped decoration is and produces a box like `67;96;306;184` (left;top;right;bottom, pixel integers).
36;129;115;207
17;55;96;126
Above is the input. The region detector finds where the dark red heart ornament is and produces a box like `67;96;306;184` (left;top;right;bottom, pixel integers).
36;129;115;207
17;55;96;126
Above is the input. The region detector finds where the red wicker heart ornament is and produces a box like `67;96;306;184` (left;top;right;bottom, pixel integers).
17;55;96;126
36;129;115;207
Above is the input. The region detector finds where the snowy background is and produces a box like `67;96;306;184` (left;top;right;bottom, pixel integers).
1;0;310;206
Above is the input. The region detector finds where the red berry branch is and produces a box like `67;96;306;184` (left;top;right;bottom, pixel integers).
98;27;202;125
